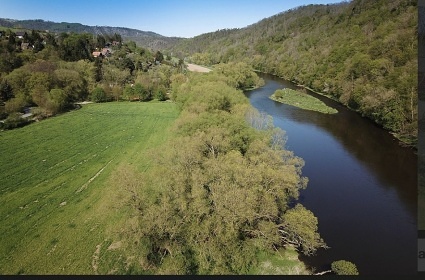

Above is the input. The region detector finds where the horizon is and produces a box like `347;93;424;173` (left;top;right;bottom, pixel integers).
0;0;343;38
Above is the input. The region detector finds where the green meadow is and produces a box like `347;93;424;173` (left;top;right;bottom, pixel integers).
0;102;178;274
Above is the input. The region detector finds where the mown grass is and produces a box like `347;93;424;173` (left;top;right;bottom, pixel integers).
0;101;178;274
270;88;338;114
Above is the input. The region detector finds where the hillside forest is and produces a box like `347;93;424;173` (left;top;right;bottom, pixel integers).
169;0;418;146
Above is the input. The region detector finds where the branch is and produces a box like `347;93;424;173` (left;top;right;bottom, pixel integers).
314;270;332;275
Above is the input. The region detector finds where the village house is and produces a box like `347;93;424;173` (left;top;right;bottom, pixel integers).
93;47;112;58
21;43;32;50
101;48;111;57
15;31;26;39
92;51;103;58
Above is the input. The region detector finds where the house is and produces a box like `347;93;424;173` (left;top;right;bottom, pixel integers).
92;51;103;58
21;43;32;50
101;48;111;57
16;31;26;39
112;41;120;46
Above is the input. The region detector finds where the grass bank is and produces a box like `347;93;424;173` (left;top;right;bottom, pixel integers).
270;88;338;114
0;101;178;274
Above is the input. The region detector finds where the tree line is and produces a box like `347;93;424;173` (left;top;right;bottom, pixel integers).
168;0;418;147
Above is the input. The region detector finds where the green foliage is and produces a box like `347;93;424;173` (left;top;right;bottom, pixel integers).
279;204;327;256
0;112;31;129
134;83;150;101
90;86;107;103
120;66;324;274
331;260;359;275
271;88;338;114
46;88;67;114
57;32;93;62
154;86;168;101
0;79;13;102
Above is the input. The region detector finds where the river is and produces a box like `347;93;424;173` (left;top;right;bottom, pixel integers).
245;73;418;275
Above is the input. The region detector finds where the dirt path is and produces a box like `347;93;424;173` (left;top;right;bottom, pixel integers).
187;63;211;73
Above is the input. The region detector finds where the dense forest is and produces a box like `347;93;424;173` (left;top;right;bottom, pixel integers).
168;0;418;146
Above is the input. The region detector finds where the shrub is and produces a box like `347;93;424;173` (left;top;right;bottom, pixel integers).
331;260;359;275
90;87;107;103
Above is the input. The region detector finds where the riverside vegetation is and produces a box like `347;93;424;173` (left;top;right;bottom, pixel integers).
270;88;338;114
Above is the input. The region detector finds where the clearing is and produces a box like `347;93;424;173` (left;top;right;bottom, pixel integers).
187;63;211;73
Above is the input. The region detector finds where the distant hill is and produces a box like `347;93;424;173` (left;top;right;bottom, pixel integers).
0;18;182;50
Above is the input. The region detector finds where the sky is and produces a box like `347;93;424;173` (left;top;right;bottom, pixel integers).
0;0;343;38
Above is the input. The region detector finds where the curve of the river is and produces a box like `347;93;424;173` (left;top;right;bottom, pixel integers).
245;73;417;275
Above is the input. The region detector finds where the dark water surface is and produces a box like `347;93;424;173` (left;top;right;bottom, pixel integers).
245;73;417;275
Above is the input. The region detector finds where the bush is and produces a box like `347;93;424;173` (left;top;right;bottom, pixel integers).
90;87;107;103
155;88;168;101
1;113;31;129
331;260;359;275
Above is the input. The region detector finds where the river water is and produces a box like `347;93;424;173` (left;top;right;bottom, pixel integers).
245;73;418;275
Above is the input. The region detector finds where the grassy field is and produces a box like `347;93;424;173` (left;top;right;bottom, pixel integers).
0;101;178;274
270;88;338;114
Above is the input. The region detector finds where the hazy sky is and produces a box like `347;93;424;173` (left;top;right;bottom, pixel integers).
0;0;342;38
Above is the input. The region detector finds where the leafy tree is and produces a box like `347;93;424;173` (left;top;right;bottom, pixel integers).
155;86;167;101
123;84;134;101
96;35;106;49
90;87;107;103
133;83;150;101
94;57;103;82
278;204;327;256
58;33;93;61
118;57;135;75
45;88;67;114
155;51;164;63
0;79;14;103
54;68;86;101
4;95;26;114
331;260;359;275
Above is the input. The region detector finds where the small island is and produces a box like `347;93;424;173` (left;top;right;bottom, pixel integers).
270;88;338;114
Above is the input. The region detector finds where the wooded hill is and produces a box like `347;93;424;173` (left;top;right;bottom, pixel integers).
0;18;181;50
168;0;418;146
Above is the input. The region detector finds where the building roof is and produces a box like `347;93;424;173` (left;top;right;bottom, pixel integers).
92;51;102;57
